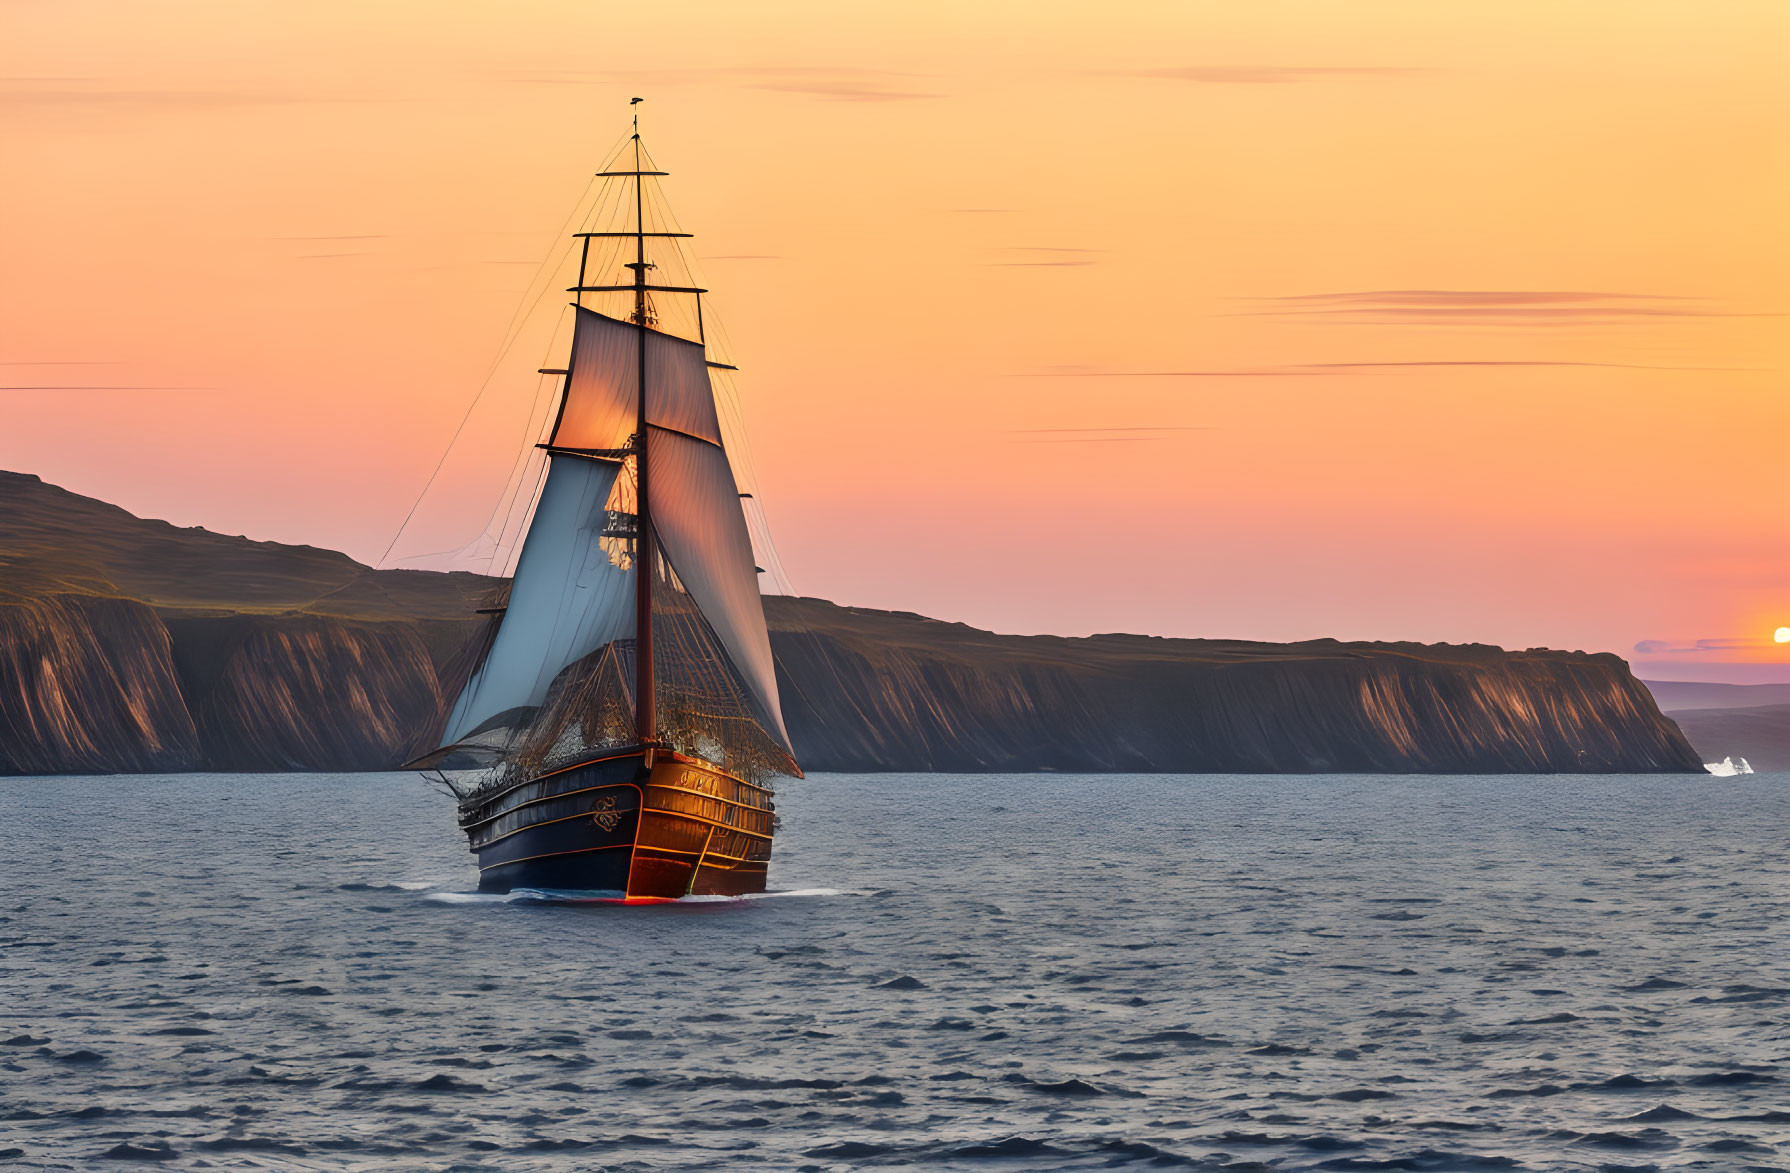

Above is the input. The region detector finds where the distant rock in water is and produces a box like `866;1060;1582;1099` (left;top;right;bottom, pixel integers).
1660;703;1790;773
0;469;1704;775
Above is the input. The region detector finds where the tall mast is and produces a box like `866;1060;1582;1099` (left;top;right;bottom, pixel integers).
629;100;656;747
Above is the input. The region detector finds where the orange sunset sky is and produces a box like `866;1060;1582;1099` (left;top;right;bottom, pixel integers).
3;1;1786;681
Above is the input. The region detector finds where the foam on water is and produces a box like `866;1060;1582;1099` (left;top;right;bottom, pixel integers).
423;886;854;906
1;770;1785;1171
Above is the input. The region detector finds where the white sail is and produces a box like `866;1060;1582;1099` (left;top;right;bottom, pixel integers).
649;427;792;751
550;309;639;452
551;306;723;449
560;304;787;753
643;325;723;444
443;454;633;743
439;289;789;768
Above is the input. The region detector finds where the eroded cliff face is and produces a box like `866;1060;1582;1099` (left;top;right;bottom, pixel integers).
766;599;1703;774
0;588;1702;776
0;471;1706;776
170;616;445;771
0;589;1705;777
0;595;199;774
0;470;492;774
0;598;458;774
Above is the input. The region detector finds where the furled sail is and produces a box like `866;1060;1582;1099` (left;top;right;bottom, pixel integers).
434;304;793;778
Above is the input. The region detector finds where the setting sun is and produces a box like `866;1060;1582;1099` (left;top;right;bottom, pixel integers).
1776;627;1790;644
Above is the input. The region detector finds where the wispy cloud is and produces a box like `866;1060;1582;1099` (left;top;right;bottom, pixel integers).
1005;425;1215;443
1305;359;1747;372
986;246;1101;268
1635;638;1775;655
1007;426;1214;433
1025;357;1743;376
2;77;296;111
1026;366;1328;378
752;79;939;102
2;76;398;114
1279;291;1685;307
1250;290;1769;326
506;66;942;102
1128;66;1427;84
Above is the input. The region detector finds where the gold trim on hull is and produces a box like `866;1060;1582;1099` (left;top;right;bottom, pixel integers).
467;749;774;898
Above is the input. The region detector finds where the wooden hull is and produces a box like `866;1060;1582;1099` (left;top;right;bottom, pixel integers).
457;747;774;897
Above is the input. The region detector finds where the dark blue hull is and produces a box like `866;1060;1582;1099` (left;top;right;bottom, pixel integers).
457;748;774;897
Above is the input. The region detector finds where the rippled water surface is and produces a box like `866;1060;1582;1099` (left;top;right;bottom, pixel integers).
2;771;1787;1171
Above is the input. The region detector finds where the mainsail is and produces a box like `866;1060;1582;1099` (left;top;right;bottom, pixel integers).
432;304;795;782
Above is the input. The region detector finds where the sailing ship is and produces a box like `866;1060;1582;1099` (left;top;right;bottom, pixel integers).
409;111;801;898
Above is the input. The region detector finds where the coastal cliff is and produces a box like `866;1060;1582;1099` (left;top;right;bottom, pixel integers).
0;594;199;774
766;599;1701;773
0;471;489;774
0;470;1704;774
169;615;445;771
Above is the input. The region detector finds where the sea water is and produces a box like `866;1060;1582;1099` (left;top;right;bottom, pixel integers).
1;771;1785;1171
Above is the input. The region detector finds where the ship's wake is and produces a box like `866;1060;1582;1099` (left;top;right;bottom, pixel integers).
422;886;856;906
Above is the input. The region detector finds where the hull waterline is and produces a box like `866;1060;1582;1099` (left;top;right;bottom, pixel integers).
458;747;774;897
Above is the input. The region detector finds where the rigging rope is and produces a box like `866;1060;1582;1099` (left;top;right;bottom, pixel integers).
376;131;634;569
